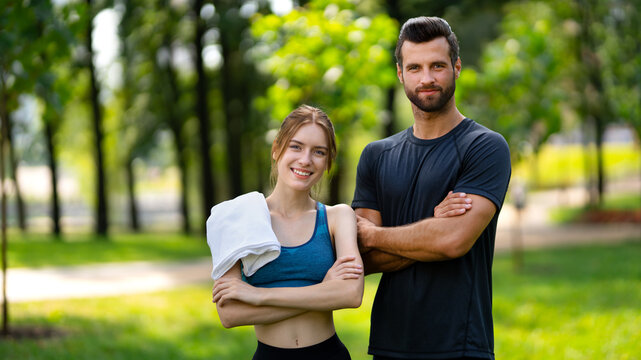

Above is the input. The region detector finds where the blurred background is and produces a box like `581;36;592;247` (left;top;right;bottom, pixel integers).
0;0;640;359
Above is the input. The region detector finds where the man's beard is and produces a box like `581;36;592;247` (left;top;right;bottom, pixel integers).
404;75;456;113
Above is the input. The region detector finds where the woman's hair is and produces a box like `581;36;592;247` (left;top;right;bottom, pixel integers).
270;105;337;182
395;16;459;68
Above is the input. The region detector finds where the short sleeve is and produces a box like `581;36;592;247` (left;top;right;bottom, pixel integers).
454;132;511;210
351;143;380;211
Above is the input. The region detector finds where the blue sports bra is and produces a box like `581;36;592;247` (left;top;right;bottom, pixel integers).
244;202;335;288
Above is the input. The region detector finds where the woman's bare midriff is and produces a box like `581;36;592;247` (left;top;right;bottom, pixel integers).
254;310;335;348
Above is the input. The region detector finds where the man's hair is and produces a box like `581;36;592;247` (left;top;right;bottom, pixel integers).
395;16;459;68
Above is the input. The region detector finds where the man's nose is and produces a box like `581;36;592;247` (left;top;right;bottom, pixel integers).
420;69;435;85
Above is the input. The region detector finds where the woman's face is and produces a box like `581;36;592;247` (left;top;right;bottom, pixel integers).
274;123;329;192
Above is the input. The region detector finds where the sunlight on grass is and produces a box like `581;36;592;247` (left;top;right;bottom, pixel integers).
513;143;640;188
7;232;210;268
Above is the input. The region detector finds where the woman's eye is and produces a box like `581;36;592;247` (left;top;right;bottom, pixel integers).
315;150;327;156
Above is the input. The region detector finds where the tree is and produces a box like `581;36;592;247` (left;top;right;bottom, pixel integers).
458;1;569;182
597;0;641;205
251;0;397;203
0;0;73;333
192;0;217;227
154;2;194;234
84;0;109;236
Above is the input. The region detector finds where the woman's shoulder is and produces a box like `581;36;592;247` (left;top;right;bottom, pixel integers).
324;203;356;224
324;203;354;214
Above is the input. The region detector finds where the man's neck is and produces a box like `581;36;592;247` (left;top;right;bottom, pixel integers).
411;103;465;140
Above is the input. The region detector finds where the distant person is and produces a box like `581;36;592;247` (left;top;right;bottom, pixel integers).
352;16;512;360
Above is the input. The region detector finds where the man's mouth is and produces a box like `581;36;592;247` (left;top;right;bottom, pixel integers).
417;87;441;95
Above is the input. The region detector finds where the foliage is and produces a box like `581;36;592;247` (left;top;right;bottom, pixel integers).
597;0;641;141
251;1;398;140
2;242;641;359
457;1;572;159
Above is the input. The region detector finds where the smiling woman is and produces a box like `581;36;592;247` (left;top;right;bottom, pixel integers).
210;105;364;360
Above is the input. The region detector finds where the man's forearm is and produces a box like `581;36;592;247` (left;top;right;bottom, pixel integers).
363;195;496;261
366;220;453;261
362;249;415;275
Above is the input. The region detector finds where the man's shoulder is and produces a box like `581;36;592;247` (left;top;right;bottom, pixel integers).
458;118;509;150
362;128;409;156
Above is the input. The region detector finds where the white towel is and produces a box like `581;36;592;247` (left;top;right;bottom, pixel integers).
206;191;281;280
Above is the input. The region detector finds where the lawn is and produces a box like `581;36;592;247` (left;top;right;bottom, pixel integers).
1;241;640;359
6;232;210;268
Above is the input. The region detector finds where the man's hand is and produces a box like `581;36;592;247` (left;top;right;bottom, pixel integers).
434;191;472;218
356;215;378;253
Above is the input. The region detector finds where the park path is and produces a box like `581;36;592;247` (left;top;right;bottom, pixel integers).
4;222;638;303
3;177;640;303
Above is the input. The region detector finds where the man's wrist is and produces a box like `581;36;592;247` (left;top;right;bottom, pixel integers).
364;225;381;249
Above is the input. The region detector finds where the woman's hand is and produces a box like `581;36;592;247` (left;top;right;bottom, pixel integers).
323;256;363;281
212;278;262;307
434;191;472;218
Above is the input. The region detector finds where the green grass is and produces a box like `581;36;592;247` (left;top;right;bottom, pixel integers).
2;241;640;359
549;191;641;224
6;232;210;268
493;241;641;359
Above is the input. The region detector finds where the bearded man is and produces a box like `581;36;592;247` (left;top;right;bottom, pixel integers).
352;16;512;360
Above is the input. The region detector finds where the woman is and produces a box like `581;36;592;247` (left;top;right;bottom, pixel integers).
212;105;363;360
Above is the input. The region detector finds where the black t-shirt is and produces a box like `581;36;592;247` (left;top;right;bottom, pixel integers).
352;119;511;359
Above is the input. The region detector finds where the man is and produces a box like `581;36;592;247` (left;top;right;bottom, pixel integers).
352;16;511;360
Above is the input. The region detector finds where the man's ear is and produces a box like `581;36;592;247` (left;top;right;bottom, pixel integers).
454;57;462;79
397;63;404;84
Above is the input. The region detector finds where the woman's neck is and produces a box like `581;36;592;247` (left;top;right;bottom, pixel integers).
266;183;315;218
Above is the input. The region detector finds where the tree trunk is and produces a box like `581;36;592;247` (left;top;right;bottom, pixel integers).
44;118;62;238
4;114;26;231
215;1;245;198
86;0;109;237
166;75;191;234
125;156;140;232
329;147;346;205
594;116;605;205
578;0;608;206
193;0;216;229
220;50;244;199
1;81;9;336
384;87;397;138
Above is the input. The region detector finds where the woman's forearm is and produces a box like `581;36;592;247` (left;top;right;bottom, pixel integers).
257;278;363;311
216;300;306;328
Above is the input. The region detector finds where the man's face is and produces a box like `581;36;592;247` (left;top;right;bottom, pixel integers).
397;38;461;113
